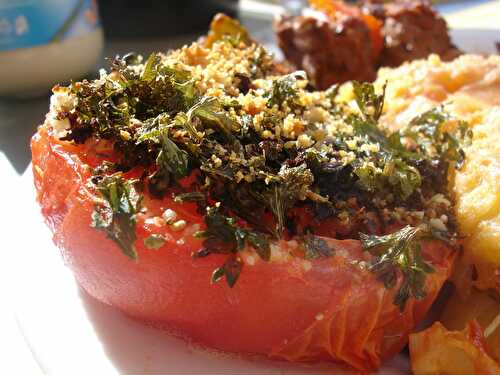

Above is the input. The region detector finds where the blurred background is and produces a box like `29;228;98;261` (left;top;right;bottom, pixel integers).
0;0;497;174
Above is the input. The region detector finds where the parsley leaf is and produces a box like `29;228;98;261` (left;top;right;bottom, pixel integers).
354;156;421;200
194;206;271;287
187;97;237;140
91;174;142;259
156;130;190;179
402;107;471;168
211;254;243;287
267;71;306;109
352;81;386;122
359;225;435;311
264;164;314;236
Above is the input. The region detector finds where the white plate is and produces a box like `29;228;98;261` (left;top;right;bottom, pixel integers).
450;28;499;55
14;29;499;375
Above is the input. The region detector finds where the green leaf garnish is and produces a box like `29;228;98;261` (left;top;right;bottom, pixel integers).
352;81;386;122
156;131;189;179
264;164;314;236
354;156;421;200
402;107;471;169
91;174;142;259
360;225;435;311
267;71;306;109
211;254;243;287
195;206;271;287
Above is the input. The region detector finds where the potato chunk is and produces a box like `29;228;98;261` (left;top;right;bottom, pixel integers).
410;321;500;375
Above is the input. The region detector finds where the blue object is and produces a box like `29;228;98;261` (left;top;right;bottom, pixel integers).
0;0;101;51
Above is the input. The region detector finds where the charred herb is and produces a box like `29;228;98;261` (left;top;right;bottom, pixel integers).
91;174;142;259
303;235;335;260
360;226;435;311
264;164;315;236
194;206;271;287
402;108;471;169
352;81;386;122
267;71;306;109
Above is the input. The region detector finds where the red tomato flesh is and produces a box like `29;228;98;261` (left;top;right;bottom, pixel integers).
31;126;455;374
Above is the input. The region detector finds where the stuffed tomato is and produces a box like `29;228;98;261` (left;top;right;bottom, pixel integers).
32;15;465;374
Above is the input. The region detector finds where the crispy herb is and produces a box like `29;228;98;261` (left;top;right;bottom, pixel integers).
91;174;142;259
402;108;471;169
187;97;237;140
196;206;271;260
264;164;314;236
143;125;191;197
360;226;434;311
267;71;306;109
354;157;421;200
174;192;206;203
303;235;335;260
352;81;386;122
211;254;243;287
65;53;197;146
194;206;271;286
156;131;190;179
144;234;166;250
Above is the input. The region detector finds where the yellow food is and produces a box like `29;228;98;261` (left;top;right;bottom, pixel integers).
409;321;500;375
440;288;500;361
374;54;500;291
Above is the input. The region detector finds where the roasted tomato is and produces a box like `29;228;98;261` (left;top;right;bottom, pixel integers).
32;125;455;374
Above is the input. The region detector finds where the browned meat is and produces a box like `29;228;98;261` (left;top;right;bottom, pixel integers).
372;0;461;67
275;13;376;90
275;1;461;89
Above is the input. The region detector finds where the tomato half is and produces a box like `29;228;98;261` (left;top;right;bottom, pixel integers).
32;126;455;374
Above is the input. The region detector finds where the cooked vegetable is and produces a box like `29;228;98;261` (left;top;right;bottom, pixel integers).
440;287;500;361
46;14;469;308
410;321;500;375
31;15;466;373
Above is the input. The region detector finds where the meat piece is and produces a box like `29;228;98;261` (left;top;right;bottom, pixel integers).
275;13;376;89
372;0;461;67
276;1;461;88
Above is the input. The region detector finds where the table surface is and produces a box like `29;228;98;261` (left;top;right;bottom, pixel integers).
1;1;498;375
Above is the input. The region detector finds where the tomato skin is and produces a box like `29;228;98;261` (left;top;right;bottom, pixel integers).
32;127;455;374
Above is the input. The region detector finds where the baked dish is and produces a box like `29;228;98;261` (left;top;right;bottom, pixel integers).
31;14;499;374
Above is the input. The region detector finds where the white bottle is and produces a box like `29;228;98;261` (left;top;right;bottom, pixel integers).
0;0;104;97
